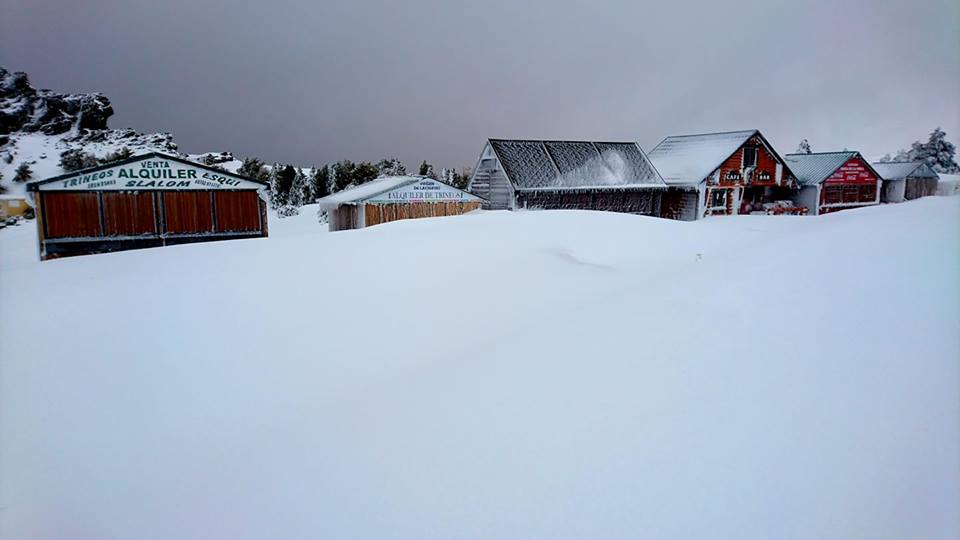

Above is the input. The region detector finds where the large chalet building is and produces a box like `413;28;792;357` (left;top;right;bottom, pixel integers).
784;151;882;215
646;129;800;220
467;139;667;216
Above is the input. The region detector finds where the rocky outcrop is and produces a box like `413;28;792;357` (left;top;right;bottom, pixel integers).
0;67;189;192
0;68;114;135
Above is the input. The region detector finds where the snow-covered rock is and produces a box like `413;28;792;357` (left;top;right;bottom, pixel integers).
0;68;112;135
0;67;204;195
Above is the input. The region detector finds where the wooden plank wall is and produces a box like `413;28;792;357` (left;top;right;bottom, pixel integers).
214;191;261;232
905;178;938;200
163;192;214;233
42;192;102;238
364;201;481;228
470;157;513;210
103;192;156;236
660;188;699;221
715;136;782;188
331;205;359;231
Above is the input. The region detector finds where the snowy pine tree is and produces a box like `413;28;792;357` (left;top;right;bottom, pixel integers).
418;160;437;178
287;168;307;207
313;165;331;199
377;157;406;177
440;167;455;185
238;157;268;181
268;163;297;209
454;167;472;190
911;127;959;173
267;164;283;209
796;139;812;154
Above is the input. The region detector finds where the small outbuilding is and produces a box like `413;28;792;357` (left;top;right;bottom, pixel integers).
27;152;269;260
784;151;882;215
647;129;802;220
871;161;939;203
0;194;32;220
318;176;483;232
467;139;666;215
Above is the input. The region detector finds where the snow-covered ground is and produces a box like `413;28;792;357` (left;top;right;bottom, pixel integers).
938;173;960;196
1;200;958;539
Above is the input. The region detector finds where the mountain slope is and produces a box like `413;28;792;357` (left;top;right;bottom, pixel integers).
0;67;181;194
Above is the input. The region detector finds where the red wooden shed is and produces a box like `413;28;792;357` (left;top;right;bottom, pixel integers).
27;152;269;260
784;151;882;215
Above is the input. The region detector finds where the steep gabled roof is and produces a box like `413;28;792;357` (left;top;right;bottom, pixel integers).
487;139;665;191
870;161;940;181
646;129;758;186
26;152;266;191
784;151;881;186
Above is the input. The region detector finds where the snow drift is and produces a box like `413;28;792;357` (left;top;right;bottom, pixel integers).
1;198;958;538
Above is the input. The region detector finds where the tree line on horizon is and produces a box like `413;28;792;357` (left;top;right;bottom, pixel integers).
234;157;472;215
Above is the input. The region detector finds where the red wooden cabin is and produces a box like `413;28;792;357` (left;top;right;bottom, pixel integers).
784;152;882;215
647;129;801;220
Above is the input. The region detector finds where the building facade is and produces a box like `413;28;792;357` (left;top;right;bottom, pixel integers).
871;161;939;203
647;130;801;220
468;139;666;216
27;152;268;260
785;151;882;215
319;176;483;232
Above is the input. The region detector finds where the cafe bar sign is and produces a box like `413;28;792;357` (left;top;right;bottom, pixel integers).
36;155;266;192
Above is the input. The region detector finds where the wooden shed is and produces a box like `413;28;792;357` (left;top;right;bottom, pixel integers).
319;176;483;232
784;151;882;215
27;152;268;260
647;129;802;220
0;194;32;220
871;161;940;203
467;139;666;215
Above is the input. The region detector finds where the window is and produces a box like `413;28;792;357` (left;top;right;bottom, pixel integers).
823;186;843;205
709;189;727;209
743;147;758;168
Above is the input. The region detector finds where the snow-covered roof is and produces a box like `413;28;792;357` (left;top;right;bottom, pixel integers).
317;177;418;207
870;161;940;181
647;130;757;186
317;176;481;208
784;152;859;186
488;139;665;190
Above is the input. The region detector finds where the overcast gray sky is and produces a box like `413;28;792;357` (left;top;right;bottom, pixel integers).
2;0;958;169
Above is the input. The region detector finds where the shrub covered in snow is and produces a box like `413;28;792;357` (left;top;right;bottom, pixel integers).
275;204;300;218
13;163;32;182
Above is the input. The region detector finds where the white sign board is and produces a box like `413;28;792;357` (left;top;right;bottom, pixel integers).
365;178;481;204
38;157;265;191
